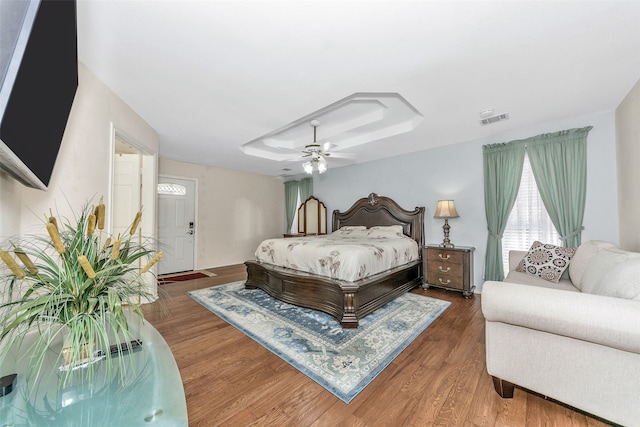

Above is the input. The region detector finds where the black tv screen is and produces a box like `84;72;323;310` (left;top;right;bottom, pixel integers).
0;0;78;190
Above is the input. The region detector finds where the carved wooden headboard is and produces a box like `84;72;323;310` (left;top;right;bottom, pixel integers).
298;196;327;235
332;193;425;248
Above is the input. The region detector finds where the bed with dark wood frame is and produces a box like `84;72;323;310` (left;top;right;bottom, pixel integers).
244;193;425;328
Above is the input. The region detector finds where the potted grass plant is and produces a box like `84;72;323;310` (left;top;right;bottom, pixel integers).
0;198;163;388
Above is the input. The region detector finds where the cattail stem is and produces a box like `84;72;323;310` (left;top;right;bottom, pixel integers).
48;209;58;230
78;255;96;279
142;252;163;273
130;212;142;236
14;249;38;275
0;250;25;279
111;239;121;260
97;198;106;230
87;214;96;237
46;222;65;254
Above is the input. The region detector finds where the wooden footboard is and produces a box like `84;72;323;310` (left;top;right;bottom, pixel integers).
244;259;422;328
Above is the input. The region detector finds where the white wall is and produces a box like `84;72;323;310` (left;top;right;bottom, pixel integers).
616;78;640;251
313;111;619;293
159;159;284;269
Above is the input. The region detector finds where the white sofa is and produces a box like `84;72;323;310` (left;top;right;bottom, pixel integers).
481;240;640;427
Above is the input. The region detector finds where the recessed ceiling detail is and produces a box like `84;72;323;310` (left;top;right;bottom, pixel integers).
239;93;423;163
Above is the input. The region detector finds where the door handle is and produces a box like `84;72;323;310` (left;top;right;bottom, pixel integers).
187;230;194;235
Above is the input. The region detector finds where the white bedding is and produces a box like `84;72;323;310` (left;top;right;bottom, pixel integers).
254;225;420;282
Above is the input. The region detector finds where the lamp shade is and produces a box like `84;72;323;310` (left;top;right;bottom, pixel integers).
434;200;459;218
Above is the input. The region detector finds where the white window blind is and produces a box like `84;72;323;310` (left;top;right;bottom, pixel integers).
502;154;561;273
290;190;301;234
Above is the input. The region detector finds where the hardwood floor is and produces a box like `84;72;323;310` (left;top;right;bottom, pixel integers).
144;264;613;426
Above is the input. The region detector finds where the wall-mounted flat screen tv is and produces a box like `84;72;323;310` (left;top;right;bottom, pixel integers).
0;0;78;190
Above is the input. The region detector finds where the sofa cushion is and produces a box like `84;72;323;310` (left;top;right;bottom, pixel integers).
516;241;577;283
579;248;640;294
569;240;617;289
504;270;578;291
585;254;640;299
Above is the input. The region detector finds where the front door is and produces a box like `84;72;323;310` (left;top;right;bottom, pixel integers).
157;176;196;275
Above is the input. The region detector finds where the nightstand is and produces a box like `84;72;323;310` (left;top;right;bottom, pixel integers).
422;245;475;297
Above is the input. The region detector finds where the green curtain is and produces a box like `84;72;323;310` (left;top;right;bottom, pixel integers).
299;177;313;202
526;127;592;248
483;141;526;281
284;180;300;233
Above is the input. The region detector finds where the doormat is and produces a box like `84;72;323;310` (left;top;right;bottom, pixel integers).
158;272;211;285
188;281;450;403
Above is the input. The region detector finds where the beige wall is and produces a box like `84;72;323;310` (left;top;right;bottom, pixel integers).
615;78;640;251
0;172;21;239
0;63;158;237
0;63;159;295
159;159;284;269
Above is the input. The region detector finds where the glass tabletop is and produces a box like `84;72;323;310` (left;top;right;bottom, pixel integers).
0;317;187;426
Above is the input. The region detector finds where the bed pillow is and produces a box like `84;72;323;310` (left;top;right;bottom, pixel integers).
366;225;406;238
516;241;577;283
369;225;404;233
334;226;368;236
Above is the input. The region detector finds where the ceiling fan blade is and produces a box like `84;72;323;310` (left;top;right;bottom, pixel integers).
327;152;356;159
285;153;310;161
322;142;336;151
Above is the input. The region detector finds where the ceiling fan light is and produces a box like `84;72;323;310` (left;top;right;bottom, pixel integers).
303;161;313;174
318;161;327;174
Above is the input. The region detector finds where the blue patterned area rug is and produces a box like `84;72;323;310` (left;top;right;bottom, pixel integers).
187;281;450;403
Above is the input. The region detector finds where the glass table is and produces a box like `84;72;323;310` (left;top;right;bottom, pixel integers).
0;317;187;426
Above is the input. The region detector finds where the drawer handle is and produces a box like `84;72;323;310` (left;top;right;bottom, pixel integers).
438;253;450;260
439;266;451;273
438;278;451;285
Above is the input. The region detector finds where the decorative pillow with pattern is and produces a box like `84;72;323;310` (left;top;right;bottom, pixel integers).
516;241;577;283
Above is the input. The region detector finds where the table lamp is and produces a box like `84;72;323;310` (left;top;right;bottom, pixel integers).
434;200;459;248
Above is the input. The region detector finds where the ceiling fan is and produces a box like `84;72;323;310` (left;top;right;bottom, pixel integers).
299;120;351;174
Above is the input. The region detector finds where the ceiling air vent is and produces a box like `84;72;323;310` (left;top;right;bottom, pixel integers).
480;113;509;125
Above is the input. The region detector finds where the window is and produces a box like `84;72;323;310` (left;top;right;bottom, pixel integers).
290;190;301;234
502;154;561;273
157;183;186;196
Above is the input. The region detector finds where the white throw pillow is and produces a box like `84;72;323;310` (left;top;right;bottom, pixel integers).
580;248;639;294
591;258;640;300
569;240;617;289
516;241;577;283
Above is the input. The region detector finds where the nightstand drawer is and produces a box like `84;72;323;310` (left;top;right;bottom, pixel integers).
427;272;464;288
426;249;464;265
427;265;463;281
